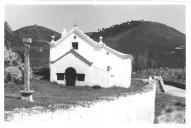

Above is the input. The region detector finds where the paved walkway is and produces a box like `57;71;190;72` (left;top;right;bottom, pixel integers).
164;84;185;98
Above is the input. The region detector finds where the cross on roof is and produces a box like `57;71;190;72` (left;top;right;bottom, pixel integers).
73;20;78;27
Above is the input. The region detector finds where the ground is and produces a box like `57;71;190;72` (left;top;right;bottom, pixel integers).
155;92;185;123
4;78;185;123
155;92;185;117
4;79;147;111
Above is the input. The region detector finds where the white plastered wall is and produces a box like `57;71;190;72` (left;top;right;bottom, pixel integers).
50;30;132;88
50;52;110;87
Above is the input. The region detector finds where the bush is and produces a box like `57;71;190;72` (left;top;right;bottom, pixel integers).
4;47;25;84
174;102;185;107
5;66;22;84
92;85;102;89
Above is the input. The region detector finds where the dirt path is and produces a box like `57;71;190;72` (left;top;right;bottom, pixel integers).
164;84;185;98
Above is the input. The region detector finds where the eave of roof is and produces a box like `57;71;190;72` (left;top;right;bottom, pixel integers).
103;45;133;60
50;49;93;66
52;27;97;48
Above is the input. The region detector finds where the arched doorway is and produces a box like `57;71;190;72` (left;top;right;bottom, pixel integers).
65;67;76;86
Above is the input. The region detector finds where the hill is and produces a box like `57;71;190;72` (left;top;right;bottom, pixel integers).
14;24;61;42
6;21;185;69
9;24;61;67
88;21;185;69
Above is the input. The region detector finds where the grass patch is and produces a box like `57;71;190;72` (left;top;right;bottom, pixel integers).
4;79;147;111
155;92;185;123
5;78;185;123
157;110;185;124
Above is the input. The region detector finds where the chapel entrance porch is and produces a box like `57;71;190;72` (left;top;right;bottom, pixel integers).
65;67;76;86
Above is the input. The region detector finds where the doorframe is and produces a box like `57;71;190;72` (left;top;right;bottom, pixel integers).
65;67;77;86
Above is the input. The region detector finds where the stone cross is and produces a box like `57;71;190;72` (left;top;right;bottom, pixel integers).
11;38;42;102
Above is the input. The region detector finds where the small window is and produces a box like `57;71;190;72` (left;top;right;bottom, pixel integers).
106;52;109;55
74;36;76;39
72;42;78;50
107;66;111;71
56;73;65;80
77;74;85;81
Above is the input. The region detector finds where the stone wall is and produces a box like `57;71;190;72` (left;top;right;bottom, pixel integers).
5;80;156;127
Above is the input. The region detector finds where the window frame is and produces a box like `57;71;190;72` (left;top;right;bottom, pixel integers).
56;73;65;80
72;42;78;50
77;73;85;81
107;66;111;71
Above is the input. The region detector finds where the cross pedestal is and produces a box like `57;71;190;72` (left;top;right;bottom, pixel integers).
20;90;34;102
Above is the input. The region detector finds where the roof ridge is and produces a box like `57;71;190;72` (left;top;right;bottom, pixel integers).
50;27;133;60
51;27;98;48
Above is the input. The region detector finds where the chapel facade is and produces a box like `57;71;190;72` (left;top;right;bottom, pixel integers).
49;26;133;88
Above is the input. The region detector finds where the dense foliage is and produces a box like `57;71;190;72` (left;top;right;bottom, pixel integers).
89;20;143;39
4;47;25;84
88;20;185;70
132;68;185;83
4;22;15;48
4;22;25;84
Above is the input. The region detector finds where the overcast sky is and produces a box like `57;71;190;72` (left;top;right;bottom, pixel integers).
5;5;185;33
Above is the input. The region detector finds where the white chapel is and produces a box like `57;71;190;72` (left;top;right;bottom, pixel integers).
49;26;133;88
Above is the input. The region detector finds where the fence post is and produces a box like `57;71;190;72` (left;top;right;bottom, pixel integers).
154;76;166;93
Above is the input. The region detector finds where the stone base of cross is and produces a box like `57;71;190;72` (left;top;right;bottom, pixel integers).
20;90;34;102
12;38;42;102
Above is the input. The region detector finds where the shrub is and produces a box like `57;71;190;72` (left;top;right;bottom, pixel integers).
92;85;102;89
4;47;25;84
4;48;24;69
4;66;22;84
174;102;185;107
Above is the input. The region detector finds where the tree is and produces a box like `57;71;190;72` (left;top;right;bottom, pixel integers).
4;22;25;84
137;50;148;70
4;21;14;48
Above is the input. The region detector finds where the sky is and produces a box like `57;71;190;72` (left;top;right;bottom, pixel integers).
5;5;185;33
